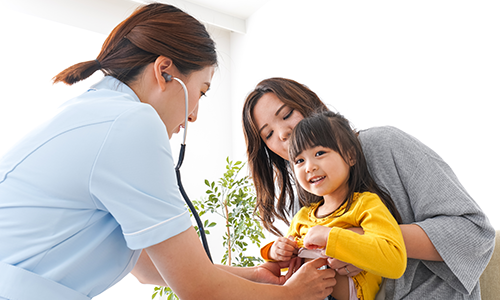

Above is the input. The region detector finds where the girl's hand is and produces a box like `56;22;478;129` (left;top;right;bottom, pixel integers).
327;258;362;277
270;235;298;261
303;225;331;249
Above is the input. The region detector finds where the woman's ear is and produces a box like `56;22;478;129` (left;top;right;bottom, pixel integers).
154;56;175;91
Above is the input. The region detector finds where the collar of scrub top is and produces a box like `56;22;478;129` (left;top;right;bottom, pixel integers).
87;76;141;103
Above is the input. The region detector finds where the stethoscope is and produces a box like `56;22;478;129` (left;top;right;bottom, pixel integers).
163;72;213;263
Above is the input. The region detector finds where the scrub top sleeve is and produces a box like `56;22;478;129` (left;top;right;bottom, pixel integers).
90;104;192;250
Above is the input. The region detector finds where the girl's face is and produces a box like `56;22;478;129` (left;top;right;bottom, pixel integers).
252;93;304;160
292;146;351;203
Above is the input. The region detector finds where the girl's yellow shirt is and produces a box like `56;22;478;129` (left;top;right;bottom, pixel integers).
262;192;406;300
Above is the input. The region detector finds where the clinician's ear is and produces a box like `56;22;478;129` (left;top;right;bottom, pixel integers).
154;56;176;91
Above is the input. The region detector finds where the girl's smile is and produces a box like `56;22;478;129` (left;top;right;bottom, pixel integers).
308;175;326;185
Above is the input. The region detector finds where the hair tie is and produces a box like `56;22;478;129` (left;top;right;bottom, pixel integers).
95;59;101;69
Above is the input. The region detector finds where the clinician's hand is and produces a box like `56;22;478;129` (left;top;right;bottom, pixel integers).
255;257;302;284
284;258;337;299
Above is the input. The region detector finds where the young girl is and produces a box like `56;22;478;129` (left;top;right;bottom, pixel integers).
262;111;407;300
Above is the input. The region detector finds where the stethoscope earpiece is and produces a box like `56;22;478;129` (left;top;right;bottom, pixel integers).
162;73;173;82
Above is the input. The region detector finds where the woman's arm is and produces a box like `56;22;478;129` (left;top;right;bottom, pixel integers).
132;248;302;286
131;250;167;286
333;224;443;277
400;224;442;261
142;226;336;300
216;257;302;284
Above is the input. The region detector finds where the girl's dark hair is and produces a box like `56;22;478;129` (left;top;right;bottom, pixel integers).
242;77;328;236
53;3;217;85
288;111;402;223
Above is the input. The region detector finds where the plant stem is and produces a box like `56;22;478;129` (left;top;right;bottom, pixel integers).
224;196;231;266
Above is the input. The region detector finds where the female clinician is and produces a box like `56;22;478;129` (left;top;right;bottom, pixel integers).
0;4;336;300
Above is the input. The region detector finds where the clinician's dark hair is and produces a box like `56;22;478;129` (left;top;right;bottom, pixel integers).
289;111;402;223
53;3;217;85
242;77;328;236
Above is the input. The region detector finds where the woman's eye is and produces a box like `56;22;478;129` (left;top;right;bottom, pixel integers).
200;91;207;98
265;131;273;140
294;158;304;165
283;109;294;120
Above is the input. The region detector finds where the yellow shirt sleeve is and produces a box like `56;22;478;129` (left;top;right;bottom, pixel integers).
260;241;275;261
325;193;407;279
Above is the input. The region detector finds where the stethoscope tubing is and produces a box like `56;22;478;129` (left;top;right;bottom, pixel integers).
172;77;189;145
173;77;213;263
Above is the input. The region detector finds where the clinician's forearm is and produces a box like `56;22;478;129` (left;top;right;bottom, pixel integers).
145;227;335;300
145;229;292;300
400;224;443;261
216;264;258;281
131;250;168;286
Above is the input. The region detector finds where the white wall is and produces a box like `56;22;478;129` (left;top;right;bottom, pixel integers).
230;0;500;234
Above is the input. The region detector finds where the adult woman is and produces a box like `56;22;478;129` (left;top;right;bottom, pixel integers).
242;77;495;299
0;5;336;300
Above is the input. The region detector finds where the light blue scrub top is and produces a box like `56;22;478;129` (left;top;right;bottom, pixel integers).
0;76;192;299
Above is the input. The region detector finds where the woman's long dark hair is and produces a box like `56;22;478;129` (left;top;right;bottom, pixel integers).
242;78;328;236
288;111;402;223
53;3;217;85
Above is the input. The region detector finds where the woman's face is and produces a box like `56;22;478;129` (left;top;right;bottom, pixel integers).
163;66;215;138
252;93;304;160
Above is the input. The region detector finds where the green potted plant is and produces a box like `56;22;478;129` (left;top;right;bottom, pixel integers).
152;157;265;299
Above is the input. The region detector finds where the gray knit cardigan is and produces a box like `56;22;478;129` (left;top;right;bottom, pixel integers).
359;126;495;299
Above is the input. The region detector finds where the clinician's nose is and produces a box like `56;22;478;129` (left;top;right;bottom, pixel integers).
188;103;199;123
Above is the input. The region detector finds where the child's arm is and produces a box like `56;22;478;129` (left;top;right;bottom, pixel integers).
304;227;364;251
305;194;407;279
262;209;304;262
303;225;331;249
